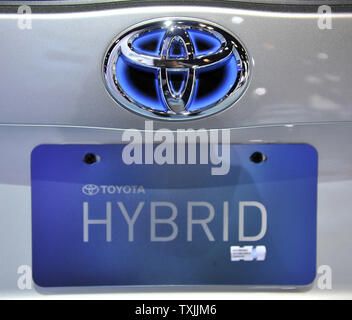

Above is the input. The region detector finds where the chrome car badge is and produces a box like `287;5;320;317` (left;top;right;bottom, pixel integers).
103;19;250;120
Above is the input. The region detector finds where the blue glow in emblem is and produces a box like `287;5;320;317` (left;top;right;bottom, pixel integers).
188;55;238;111
168;38;187;58
132;29;166;57
187;29;222;56
104;19;250;120
167;70;188;97
116;56;167;112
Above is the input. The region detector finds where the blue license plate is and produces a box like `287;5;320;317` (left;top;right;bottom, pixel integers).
31;144;317;287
